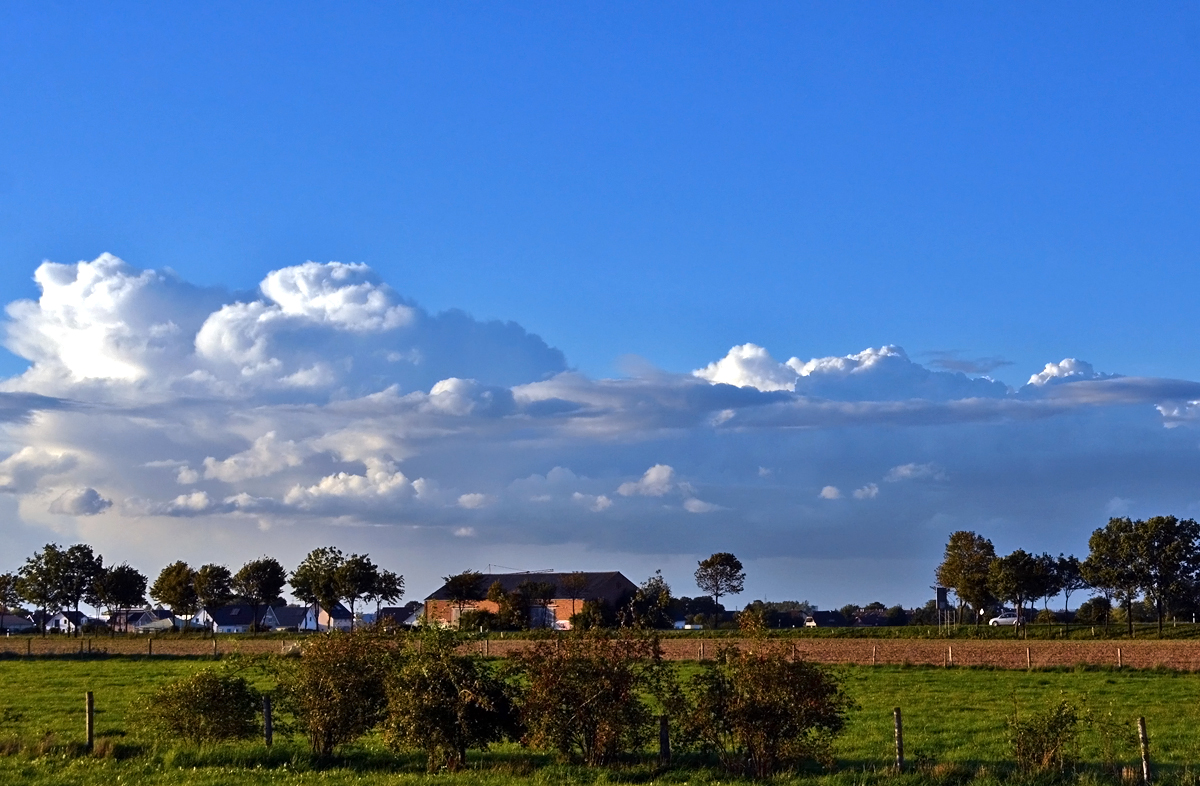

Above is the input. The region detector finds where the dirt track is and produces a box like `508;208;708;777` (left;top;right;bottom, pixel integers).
5;635;1200;670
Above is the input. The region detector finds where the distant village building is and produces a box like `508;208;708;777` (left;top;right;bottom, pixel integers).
0;613;35;633
424;571;636;630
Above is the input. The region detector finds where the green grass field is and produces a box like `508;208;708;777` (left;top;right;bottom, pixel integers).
2;656;1199;784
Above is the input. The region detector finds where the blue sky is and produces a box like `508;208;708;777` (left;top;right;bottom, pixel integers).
1;5;1199;608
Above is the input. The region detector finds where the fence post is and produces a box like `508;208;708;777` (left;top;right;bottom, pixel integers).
699;641;704;659
1026;647;1031;669
948;646;953;666
85;691;94;752
872;645;877;666
263;696;273;747
658;714;670;765
148;637;152;657
26;637;31;656
213;637;218;658
484;637;489;657
893;706;904;771
1118;648;1123;669
1138;716;1151;783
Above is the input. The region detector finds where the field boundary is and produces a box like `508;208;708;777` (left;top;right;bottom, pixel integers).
5;635;1200;669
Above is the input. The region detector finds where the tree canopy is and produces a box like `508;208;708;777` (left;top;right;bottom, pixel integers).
935;531;996;624
695;552;746;610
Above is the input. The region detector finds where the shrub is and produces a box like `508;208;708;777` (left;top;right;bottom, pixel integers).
138;668;260;743
668;642;853;778
1036;609;1058;624
1009;699;1079;773
1075;597;1111;625
276;632;392;757
382;628;519;770
457;609;499;632
569;599;614;631
512;632;670;765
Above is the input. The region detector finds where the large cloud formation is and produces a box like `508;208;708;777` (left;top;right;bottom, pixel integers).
3;254;1200;605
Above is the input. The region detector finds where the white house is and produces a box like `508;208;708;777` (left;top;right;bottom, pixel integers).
192;604;278;634
48;610;94;634
300;602;353;632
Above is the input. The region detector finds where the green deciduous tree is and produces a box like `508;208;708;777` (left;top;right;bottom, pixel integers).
0;572;19;613
193;564;234;610
1131;515;1200;634
151;561;198;629
336;553;378;630
935;531;997;626
561;572;589;619
1056;555;1088;631
1082;518;1140;635
232;557;287;632
93;563;148;622
18;544;68;635
442;570;484;625
291;547;346;622
695;553;746;612
60;544;103;636
620;570;674;629
988;550;1040;634
365;568;404;620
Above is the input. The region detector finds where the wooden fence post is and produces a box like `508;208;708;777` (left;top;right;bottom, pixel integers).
263;696;273;747
213;637;218;658
85;691;94;752
699;641;704;659
1138;716;1151;783
872;645;877;666
1026;647;1031;669
948;646;953;666
484;638;489;657
148;637;152;657
658;714;670;765
1118;648;1123;669
893;706;904;771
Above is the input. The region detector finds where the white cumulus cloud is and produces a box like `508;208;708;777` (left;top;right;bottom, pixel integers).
1027;358;1113;387
692;344;797;392
617;464;676;497
853;483;879;499
819;486;842;500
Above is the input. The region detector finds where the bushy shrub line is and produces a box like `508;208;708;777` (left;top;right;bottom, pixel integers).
140;629;852;777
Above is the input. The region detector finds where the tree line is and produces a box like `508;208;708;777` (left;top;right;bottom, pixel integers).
936;515;1200;634
0;543;403;635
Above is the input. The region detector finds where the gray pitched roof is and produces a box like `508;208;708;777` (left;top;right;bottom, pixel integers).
425;571;636;604
205;603;273;627
271;606;308;628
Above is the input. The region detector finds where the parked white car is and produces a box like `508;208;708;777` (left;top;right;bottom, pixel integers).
988;611;1023;626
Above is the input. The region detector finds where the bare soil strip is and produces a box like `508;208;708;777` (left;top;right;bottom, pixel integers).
4;635;1200;669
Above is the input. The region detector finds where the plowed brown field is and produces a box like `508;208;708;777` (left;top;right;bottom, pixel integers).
6;635;1200;669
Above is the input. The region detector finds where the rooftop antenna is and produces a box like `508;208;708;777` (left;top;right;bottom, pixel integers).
487;564;554;574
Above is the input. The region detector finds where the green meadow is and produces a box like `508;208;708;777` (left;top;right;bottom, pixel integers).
2;656;1199;785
